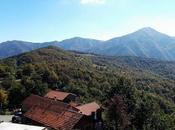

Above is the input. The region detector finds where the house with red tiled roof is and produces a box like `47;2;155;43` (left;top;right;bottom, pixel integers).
22;95;81;130
22;94;78;112
44;90;77;103
22;95;103;130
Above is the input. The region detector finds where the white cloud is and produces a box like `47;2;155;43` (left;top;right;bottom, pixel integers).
80;0;106;5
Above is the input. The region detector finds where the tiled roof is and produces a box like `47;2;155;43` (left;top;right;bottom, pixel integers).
69;102;79;107
76;102;100;116
22;94;69;110
44;90;76;101
24;106;82;130
23;95;83;130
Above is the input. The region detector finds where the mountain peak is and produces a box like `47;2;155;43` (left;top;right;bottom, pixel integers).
130;27;169;38
136;27;159;33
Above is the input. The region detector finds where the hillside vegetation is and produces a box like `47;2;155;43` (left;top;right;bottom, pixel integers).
0;46;175;130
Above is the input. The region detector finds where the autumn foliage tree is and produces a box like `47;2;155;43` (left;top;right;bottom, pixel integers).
0;89;8;110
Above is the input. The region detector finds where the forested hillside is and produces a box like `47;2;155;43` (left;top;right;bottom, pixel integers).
0;46;175;129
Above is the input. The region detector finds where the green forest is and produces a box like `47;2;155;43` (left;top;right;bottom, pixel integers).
0;46;175;130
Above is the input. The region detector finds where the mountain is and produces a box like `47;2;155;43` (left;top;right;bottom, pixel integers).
0;46;175;129
0;37;101;59
0;27;175;60
0;40;57;58
0;40;37;58
93;27;175;60
58;37;102;51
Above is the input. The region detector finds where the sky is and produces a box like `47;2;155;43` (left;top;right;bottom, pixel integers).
0;0;175;42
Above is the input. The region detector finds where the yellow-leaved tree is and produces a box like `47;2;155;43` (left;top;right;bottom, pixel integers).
0;89;8;109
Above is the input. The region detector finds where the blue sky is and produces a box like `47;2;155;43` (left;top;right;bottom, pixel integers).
0;0;175;42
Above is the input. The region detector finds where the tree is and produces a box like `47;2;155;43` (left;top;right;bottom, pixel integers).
21;75;48;96
42;69;59;88
106;95;130;130
22;64;34;76
0;89;8;110
8;83;25;109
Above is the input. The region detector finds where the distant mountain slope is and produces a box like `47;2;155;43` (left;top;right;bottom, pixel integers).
0;27;175;60
109;56;175;80
0;40;57;58
93;28;175;60
58;37;102;51
0;41;37;58
0;37;101;59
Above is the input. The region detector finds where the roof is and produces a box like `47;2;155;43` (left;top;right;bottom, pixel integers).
44;90;76;101
22;94;70;110
24;106;82;130
0;122;46;130
69;102;79;107
76;102;100;116
23;95;82;130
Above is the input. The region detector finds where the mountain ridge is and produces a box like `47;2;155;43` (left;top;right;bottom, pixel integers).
1;27;175;61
